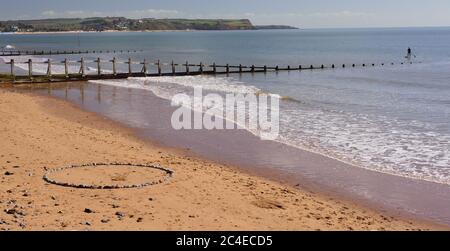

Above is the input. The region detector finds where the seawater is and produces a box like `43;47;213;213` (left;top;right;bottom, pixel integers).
1;28;450;184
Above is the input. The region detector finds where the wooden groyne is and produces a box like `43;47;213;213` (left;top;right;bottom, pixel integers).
0;57;415;84
0;49;145;57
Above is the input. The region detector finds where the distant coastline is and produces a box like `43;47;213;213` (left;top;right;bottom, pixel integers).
0;17;298;33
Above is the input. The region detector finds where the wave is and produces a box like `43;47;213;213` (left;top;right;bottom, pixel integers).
89;75;450;186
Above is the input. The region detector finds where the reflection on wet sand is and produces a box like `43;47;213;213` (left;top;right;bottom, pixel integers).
17;81;450;227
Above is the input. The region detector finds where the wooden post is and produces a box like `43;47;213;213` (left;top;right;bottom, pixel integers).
47;59;52;78
226;64;230;74
112;57;117;76
28;59;33;80
239;64;242;73
213;63;217;74
171;61;176;75
264;65;267;72
186;61;190;74
128;58;132;75
199;62;203;74
275;65;279;71
287;65;290;71
342;64;345;68
96;57;101;76
64;59;69;79
142;59;148;74
299;65;302;70
9;59;15;77
79;58;85;77
157;60;162;76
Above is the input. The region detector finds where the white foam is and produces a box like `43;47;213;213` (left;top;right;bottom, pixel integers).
89;75;450;185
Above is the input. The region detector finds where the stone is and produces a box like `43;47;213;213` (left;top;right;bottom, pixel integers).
84;208;94;214
115;212;126;220
4;171;14;176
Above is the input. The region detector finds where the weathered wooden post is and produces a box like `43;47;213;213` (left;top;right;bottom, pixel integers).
287;65;290;71
28;59;33;80
171;61;176;75
264;65;267;72
64;58;69;79
112;57;117;76
310;65;314;69
343;64;346;68
226;64;230;74
185;61;190;74
321;64;325;69
275;65;279;71
331;64;335;69
157;60;162;76
79;58;85;77
299;65;302;70
199;62;203;74
239;64;243;73
9;59;15;76
128;58;132;75
213;63;217;74
47;59;52;78
251;65;255;73
96;57;101;76
142;59;148;75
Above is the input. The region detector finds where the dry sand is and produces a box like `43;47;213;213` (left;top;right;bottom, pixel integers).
0;89;445;230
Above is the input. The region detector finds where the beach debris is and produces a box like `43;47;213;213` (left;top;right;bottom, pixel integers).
42;162;174;190
115;212;126;220
136;217;143;223
101;218;110;224
4;171;14;176
83;208;94;214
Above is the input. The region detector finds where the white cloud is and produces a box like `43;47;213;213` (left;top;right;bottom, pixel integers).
41;10;57;17
309;11;375;18
40;9;182;19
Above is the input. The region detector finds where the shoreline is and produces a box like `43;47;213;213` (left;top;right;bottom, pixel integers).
0;86;447;230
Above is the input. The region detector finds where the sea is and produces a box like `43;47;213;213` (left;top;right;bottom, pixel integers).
1;28;449;186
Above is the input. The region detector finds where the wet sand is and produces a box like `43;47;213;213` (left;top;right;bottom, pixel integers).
27;81;450;227
0;86;447;230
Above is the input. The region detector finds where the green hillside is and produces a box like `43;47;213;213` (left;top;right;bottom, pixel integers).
0;17;261;32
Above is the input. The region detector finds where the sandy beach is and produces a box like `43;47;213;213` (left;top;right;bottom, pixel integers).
0;88;445;231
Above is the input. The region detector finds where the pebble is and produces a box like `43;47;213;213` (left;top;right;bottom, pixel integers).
115;212;126;220
101;219;110;224
4;171;14;176
84;208;94;214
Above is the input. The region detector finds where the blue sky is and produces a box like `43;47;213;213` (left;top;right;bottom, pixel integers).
1;0;450;28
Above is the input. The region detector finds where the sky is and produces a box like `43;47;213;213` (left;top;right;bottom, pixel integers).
1;0;450;28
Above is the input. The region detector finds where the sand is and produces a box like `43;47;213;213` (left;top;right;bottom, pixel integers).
0;89;445;231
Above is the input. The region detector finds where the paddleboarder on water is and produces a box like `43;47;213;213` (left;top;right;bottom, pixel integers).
406;47;416;62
